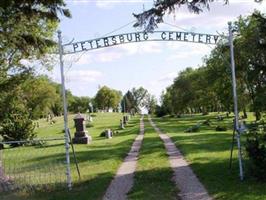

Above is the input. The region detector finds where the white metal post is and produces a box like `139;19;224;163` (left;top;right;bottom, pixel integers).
228;22;244;181
57;30;72;189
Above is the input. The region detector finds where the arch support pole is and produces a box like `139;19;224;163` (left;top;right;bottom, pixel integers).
228;22;244;181
58;30;72;190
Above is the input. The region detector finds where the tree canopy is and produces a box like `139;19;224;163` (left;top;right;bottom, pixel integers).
0;0;71;141
94;86;122;111
122;87;149;113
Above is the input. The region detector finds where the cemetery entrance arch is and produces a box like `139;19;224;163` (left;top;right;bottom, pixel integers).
57;24;243;190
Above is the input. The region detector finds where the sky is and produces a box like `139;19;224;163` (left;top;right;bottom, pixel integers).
45;0;266;101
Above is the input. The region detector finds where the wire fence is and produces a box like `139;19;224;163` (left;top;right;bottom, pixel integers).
0;138;67;193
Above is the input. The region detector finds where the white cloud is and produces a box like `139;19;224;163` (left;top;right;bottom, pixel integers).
166;43;212;62
96;51;122;62
66;0;152;9
63;42;162;66
119;42;162;55
95;0;114;9
66;69;103;83
158;72;177;82
64;52;93;66
64;50;121;65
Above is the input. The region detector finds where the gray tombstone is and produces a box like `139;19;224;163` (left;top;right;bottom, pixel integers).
120;119;125;129
72;113;92;144
123;116;127;125
105;129;112;139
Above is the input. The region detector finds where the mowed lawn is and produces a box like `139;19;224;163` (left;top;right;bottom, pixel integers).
152;113;266;200
1;112;140;200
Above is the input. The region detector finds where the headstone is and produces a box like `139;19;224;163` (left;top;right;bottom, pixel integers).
120;119;124;129
239;121;247;134
87;114;93;122
72;113;92;144
105;129;113;139
123;116;127;125
46;113;51;122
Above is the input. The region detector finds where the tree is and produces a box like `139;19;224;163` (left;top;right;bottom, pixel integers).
0;1;70;141
133;0;263;31
21;75;59;119
158;87;174;116
144;94;157;114
131;87;149;112
121;91;135;113
0;0;71;84
0;86;36;143
95;86;122;111
69;96;91;113
234;11;266;120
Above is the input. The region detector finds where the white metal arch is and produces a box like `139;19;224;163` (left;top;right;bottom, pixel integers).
58;23;243;190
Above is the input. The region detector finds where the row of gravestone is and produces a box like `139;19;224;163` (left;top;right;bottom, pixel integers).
120;115;130;129
72;113;132;144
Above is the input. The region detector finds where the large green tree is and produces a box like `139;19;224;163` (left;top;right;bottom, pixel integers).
0;0;70;141
95;86;122;111
143;94;157;114
123;87;149;113
234;11;266;120
21;75;59;119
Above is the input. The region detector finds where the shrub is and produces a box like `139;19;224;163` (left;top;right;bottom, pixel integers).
0;110;36;146
246;122;266;181
215;125;227;131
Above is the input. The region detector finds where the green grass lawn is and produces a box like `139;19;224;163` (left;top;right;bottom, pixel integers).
1;112;140;200
128;117;178;200
152;113;266;200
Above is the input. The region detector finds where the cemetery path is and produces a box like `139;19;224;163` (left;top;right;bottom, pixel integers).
148;116;212;200
103;116;144;200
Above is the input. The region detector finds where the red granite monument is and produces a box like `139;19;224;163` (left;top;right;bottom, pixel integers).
72;113;92;144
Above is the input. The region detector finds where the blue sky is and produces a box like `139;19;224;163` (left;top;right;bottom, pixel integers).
46;0;266;100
